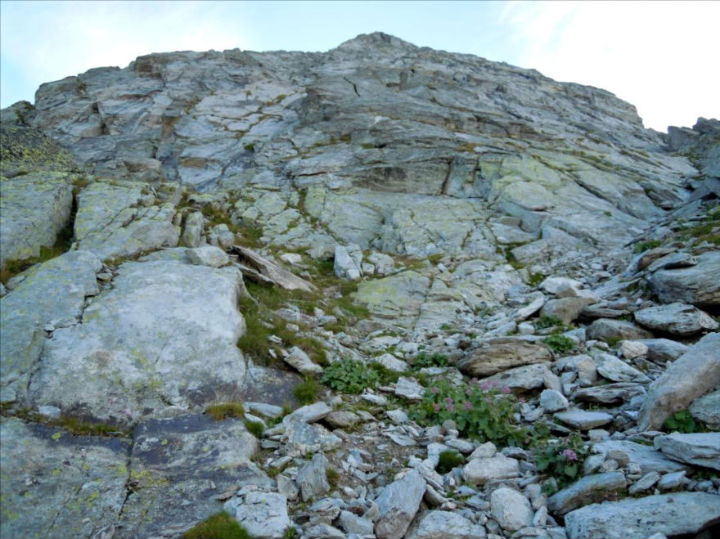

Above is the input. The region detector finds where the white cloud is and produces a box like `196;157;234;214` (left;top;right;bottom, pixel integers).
499;1;720;130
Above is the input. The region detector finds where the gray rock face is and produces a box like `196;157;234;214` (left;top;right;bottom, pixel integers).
0;250;102;403
186;245;229;267
119;414;266;538
0;417;128;539
407;510;486;539
555;410;614;430
564;493;720;539
0;172;73;267
593;440;686;474
284;346;323;375
541;297;595;325
375;469;426;539
595;352;650;383
74;180;179;261
296;453;330;501
638;332;720;430
547;472;627;515
459;338;553;377
638;338;690;363
334;244;362;280
29;260;247;422
649;251;720;307
355;270;430;328
634;302;718;336
573;383;645;405
462;454;519;484
654;433;720;471
490;487;533;531
690;389;720;429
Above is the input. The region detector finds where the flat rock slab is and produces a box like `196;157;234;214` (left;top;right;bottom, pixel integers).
483;363;552;390
375;469;426;539
459;337;553;377
548;472;627;515
564;492;720;539
407;510;486;539
573;383;645;405
555;410;613;430
0;250;102;403
638;332;720;430
0;417;129;539
586;318;653;342
595;352;650;383
75;180;178;261
117;414;267;538
649;251;720;307
634;302;718;336
29;260;247;423
230;244;315;292
654;432;720;471
354;270;430;328
593;440;686;474
0;172;73;267
462;454;519;484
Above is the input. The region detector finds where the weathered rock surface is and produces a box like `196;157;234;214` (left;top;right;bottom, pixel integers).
586;319;653;342
593;440;686;474
224;491;291;539
407;510;486;539
564;492;720;539
634;302;718;336
638;332;720;430
490;487;533;531
375;469;426;539
0;172;73;267
649;251;720;307
689;389;720;429
0;250;102;403
462;454;519;484
0;417;128;539
654;433;720;471
459;338;553;377
29;260;247;422
548;472;627;515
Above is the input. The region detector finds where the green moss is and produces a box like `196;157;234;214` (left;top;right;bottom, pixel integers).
182;512;250;539
244;420;264;438
205;402;245;421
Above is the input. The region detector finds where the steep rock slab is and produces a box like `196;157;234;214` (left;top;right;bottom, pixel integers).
654;433;720;471
0;417;129;539
0;172;73;267
638;332;720;431
74;180;178;261
634;302;718;336
649;251;720;307
29;260;247;422
459;338;553;377
375;469;426;539
564;493;720;539
0;250;102;403
355;270;430;328
116;414;267;538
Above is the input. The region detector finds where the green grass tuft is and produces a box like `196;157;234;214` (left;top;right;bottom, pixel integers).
205;402;245;421
182;512;250;539
293;377;321;405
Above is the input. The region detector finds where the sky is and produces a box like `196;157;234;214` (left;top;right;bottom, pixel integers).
1;1;718;131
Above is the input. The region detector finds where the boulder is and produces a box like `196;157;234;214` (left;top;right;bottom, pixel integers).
638;333;720;430
459;338;553;377
548;472;627;515
354;270;430;327
564;493;720;539
634;302;718;336
407;510;486;539
334;244;362;280
649;251;720;307
689;389;720;429
284;346;323;375
638;338;689;363
490;487;533;531
483;363;553;390
224;491;291;539
573;383;645;405
230;245;315;292
185;245;229;267
374;470;426;539
595;352;650;383
462;454;519;484
654;433;720;471
555;410;614;430
593;440;686;474
0;172;73;267
541;297;595;325
586;319;653;342
296;453;330;501
540;389;569;412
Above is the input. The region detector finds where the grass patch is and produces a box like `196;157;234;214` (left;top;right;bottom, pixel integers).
633;239;663;254
543;334;576;355
0;405;129;437
205;402;245;421
294;377;321;405
534;315;564;330
322;359;379;394
437;450;465;474
182;512;249;539
411;352;448;370
245;420;264;438
326;466;340;488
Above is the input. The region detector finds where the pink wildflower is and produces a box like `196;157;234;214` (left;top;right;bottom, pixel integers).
433;403;441;412
562;448;578;461
431;387;440;394
463;401;472;411
446;402;455;412
501;386;511;394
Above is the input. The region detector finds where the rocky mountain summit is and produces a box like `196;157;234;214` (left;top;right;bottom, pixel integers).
1;32;718;539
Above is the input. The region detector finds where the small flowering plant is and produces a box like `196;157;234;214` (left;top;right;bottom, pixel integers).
533;432;589;490
410;378;525;446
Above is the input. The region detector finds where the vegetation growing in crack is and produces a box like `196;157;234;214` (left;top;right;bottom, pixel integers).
205;402;245;421
0;404;130;437
543;334;576;355
533;431;591;493
181;512;250;539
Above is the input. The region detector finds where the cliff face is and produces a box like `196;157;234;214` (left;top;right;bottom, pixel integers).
20;32;696;250
1;33;719;539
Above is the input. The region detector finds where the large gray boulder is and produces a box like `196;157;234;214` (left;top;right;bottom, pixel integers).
593;440;686;474
406;510;486;539
374;469;426;539
634;302;718;336
586;318;653;342
224;491;291;539
649;251;720;307
564;493;720;539
458;338;553;377
548;472;627;515
0;250;102;403
29;260;247;422
638;332;720;431
490;487;533;532
0;172;73;267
